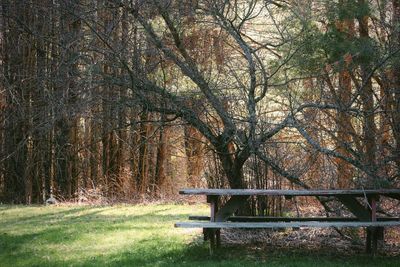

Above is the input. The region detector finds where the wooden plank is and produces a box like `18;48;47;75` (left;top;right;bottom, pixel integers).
336;195;371;220
188;216;400;222
179;188;400;197
215;195;249;222
175;221;400;229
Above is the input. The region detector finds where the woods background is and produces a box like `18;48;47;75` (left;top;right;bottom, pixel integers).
0;0;399;209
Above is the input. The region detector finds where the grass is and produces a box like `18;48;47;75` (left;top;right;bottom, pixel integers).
0;204;399;267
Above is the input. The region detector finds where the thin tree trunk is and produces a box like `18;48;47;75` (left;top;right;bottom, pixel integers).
336;2;355;188
358;2;377;187
155;117;167;194
138;111;150;194
184;125;205;187
391;0;400;174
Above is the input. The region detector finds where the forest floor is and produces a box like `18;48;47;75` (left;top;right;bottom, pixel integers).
0;204;399;267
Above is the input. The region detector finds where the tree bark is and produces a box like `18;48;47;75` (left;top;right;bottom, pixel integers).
184;125;205;187
336;1;355;188
358;1;377;187
391;0;400;175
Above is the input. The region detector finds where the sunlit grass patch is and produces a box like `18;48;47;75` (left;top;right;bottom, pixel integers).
0;204;208;266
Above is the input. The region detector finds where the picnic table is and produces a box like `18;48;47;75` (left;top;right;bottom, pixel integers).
175;188;400;255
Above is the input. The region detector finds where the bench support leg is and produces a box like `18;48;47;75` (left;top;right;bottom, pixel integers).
204;228;220;251
216;229;221;248
366;227;383;255
368;228;378;255
366;228;377;255
372;229;378;255
207;229;216;255
203;228;209;241
366;196;380;256
377;227;384;248
207;195;221;251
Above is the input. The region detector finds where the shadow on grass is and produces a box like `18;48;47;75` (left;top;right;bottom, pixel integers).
0;207;180;234
0;206;92;224
42;236;400;267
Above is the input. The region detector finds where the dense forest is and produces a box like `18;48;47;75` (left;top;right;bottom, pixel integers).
0;0;399;205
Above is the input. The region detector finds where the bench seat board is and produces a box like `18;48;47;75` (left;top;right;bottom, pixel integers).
179;189;400;197
175;221;400;228
188;216;400;222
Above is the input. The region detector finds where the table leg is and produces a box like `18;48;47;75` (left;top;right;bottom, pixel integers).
207;195;220;253
203;228;209;241
366;228;372;253
216;229;221;248
367;196;378;256
377;227;384;242
208;229;216;255
214;200;221;248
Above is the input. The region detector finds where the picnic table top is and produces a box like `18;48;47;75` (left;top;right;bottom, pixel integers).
179;188;400;197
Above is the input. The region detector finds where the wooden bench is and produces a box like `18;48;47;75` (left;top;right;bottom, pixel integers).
186;215;400;222
175;188;400;255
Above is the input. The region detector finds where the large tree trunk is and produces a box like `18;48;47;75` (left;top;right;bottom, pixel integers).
218;143;244;189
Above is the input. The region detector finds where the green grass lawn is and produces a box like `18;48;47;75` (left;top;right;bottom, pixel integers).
0;204;399;267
